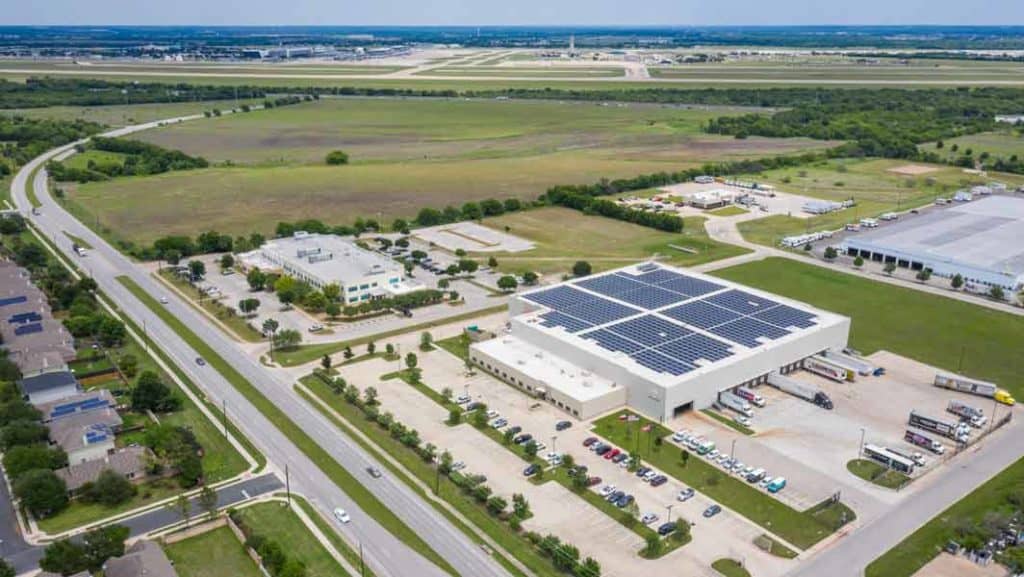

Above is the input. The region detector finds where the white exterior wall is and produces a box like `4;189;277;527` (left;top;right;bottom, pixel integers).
28;384;80;407
68;440;114;465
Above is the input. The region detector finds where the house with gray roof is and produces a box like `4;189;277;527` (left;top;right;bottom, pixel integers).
103;540;178;577
56;446;152;493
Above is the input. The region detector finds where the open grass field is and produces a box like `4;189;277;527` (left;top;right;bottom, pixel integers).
648;60;1024;83
477;208;751;275
592;410;854;549
920;128;1024;161
67;97;832;246
416;66;625;78
866;456;1024;577
735;158;1024;246
846;459;911;490
2;99;264;126
238;501;352;577
61;149;126;171
712;258;1024;398
165;526;262;577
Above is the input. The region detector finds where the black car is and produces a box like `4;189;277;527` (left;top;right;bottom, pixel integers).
523;464;540;477
703;504;722;518
195;357;206;366
657;522;678;536
650;475;668;487
615;494;634;508
555;420;573;431
508;425;522;435
595;445;612;456
606;490;625;503
514;433;533;445
635;467;650;478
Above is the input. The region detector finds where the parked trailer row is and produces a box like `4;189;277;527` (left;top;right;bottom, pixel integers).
904;430;945;455
735;386;766;407
768;372;834;410
718;391;753;418
947;400;986;428
909;411;970;443
822;349;877;377
804;355;854;383
934;373;1016;406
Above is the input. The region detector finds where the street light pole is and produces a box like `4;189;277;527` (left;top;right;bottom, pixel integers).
730;438;737;460
665;504;674;524
859;427;866;458
551;436;557;454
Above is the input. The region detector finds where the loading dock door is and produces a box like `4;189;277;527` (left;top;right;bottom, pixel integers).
673;402;693;417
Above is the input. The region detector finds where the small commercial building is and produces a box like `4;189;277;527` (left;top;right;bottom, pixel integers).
240;232;422;304
841;196;1024;291
681;188;737;210
470;262;850;422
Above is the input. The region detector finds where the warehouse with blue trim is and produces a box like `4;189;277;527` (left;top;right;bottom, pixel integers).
470;262;850;421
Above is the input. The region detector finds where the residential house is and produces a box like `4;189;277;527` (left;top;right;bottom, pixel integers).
103;540;178;577
56;446;152;493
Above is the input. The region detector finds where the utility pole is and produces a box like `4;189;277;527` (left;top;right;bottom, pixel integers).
730;438;737;461
859;427;866;458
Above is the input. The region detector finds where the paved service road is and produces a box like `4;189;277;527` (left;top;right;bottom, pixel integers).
12;121;511;577
2;473;282;575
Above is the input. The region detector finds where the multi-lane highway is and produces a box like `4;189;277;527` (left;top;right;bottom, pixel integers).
11;123;511;577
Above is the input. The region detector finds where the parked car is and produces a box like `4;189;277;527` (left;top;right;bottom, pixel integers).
159;296;169;304
466;402;482;411
195;357;206;366
650;475;668;487
595;445;612;456
657;522;677;536
615;494;634;508
703;504;722;518
333;508;351;524
583;437;598;447
635;467;650;478
514;433;533;445
598;485;617;498
455;395;471;405
677;488;695;502
641;513;659;525
589;442;605;452
490;418;508;429
451;461;466;471
606;490;624;503
611;453;628;464
486;410;499;419
555;420;573;431
507;425;522;435
604;448;621;460
523;464;540;477
587;476;602;487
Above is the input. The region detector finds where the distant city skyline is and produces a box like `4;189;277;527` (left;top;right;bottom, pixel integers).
5;0;1023;27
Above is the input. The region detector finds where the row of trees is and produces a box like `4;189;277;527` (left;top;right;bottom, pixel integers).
0;115;102;176
415;197;525;227
48;136;209;183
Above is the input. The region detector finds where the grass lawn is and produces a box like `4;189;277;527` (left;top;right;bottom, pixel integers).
292;495;373;577
707;205;749;217
66;97;831;246
165;525;262;577
734;158;1024;246
158;270;264;342
920;128;1024;161
700;409;754;436
37;478;182;534
712;558;752;577
238;501;352;577
5;99;265;126
867;456;1024;577
846;459;911;490
479;208;750;275
116;275;457;576
712;258;1024;398
435;333;472;362
270;304;507;367
60;149;126;171
754;534;799;559
592;410;854;550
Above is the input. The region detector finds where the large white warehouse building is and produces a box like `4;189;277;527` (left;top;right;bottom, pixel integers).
471;262;850;421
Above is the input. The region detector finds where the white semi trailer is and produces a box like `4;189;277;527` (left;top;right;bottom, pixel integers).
768;372;833;410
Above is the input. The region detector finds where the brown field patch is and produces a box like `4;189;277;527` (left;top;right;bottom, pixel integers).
887;164;940;176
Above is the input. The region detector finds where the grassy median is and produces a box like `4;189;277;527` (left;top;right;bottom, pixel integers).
117;275;458;577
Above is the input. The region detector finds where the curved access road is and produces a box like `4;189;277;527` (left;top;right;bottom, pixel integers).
11;116;511;577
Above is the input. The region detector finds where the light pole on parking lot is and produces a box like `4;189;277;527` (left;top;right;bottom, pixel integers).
730;438;737;461
665;504;674;524
552;435;557;454
859;427;866;458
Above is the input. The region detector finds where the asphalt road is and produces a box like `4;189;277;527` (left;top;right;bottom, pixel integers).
12;122;510;577
2;473;282;575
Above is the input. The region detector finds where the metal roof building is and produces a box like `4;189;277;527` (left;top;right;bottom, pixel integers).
470;262;849;421
841;196;1024;291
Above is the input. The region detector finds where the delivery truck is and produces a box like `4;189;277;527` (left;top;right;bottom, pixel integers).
768;372;833;410
735;386;766;407
904;430;945;455
934;373;1015;406
804;355;854;382
718;391;753;418
909;411;969;443
946;400;986;428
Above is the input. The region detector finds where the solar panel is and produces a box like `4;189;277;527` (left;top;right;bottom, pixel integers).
709;317;791;348
661;300;740;329
523;286;596;310
654;333;734;365
614;286;682;310
538;311;593;333
563;298;640;326
0;296;27;307
580;328;646;355
617;269;683;284
629;349;693;376
574;275;645;298
606;315;692;347
705;290;780;316
655;275;724;298
753;304;818;329
14;323;43;336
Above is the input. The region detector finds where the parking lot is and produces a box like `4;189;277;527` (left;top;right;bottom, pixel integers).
624;181;826;220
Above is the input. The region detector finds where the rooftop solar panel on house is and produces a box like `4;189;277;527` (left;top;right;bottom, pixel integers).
14;322;43;336
84;429;109;444
661;300;740;329
709;317;791;348
615;286;682;310
705;290;780;316
8;311;42;324
0;295;27;307
629;349;694;376
580;328;646;355
538;311;593;334
654;333;734;365
753;304;818;329
607;315;692;347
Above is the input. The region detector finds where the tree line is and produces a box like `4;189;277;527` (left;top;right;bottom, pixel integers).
0;115;102;175
48;136;209;182
0;77;267;109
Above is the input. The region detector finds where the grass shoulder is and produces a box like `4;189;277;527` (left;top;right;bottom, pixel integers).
236;500;353;577
164;525;262;577
847;459;911;490
712;558;752;577
157;269;264;343
700;409;754;436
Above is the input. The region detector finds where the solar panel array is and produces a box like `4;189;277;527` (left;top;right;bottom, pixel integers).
50;397;111;419
14;323;42;336
522;265;822;376
8;311;41;325
0;295;27;307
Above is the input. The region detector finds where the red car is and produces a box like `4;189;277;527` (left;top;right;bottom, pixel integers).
582;437;598;447
604;448;621;460
587;476;602;487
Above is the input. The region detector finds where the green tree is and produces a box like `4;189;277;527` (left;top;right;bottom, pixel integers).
321;354;332;371
325;302;341;318
884;262;896;275
262;317;279;340
39;539;88;575
81;469;136;506
503;428;515;445
487;256;499;268
0;559;14;577
420;332;433;351
1;419;49;449
916;268;932;282
326;150;349;165
405;352;419;370
572;261;592;277
322;283;341;302
97;316;127;347
643;534;663;557
14;469;68;518
219;253;235;270
497;275;518;292
823;246;838;260
853;256;864;268
117;353;139;378
273;329;302;350
951;273;964;289
524;439;539;458
680;449;690;467
366;341;376;355
486;496;507;516
199;485;219;521
172;492;192;528
82;524;129;571
458;259;478;273
385;343;395;356
238;297;260;316
2;445;66;478
522;271;539;285
247;268;267;291
132;370;181;412
187;259;206;281
512;493;530;519
990;285;1006;300
363;386;378;406
447;408;462;426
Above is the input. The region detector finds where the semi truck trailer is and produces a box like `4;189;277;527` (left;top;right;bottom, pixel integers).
768;372;833;410
822;349;877;377
735;386;766;407
904;430;945;455
909;411;969;443
934;373;1016;406
946;400;986;428
718;391;754;418
804;355;854;382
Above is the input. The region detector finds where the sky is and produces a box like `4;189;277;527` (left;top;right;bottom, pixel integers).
6;0;1024;26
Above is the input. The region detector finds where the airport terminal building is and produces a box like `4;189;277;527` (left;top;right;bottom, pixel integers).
840;196;1024;291
470;262;850;421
